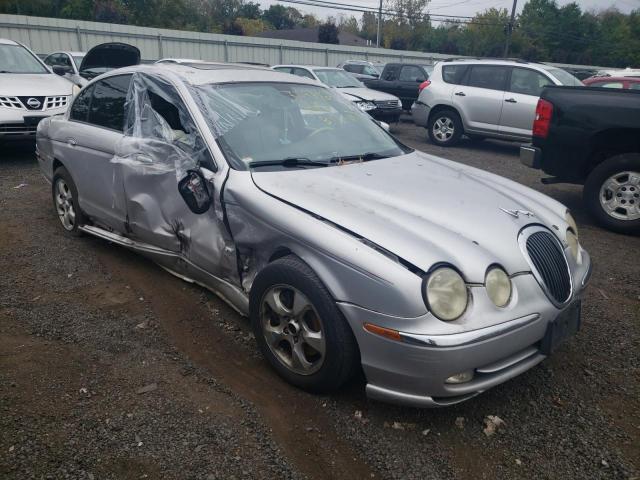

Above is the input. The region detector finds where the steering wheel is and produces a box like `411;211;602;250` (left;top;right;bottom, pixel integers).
308;126;333;138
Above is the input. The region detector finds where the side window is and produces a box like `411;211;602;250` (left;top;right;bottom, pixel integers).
293;68;315;79
467;65;509;91
43;54;55;67
60;54;73;68
442;65;469;85
69;85;94;122
363;65;378;76
629;83;640;90
509;68;553;96
383;65;400;81
273;67;292;74
399;65;425;82
88;75;132;132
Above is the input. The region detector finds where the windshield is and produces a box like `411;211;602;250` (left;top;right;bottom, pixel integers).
72;55;84;68
190;82;408;168
543;67;582;86
313;69;363;88
0;44;49;74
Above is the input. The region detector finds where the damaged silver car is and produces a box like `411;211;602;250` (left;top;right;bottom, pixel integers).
36;62;592;407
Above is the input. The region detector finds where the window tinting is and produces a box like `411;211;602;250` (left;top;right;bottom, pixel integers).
88;75;131;132
69;85;94;122
399;65;425;82
442;65;469;85
592;81;624;89
509;68;553;96
273;67;293;74
383;65;400;81
467;65;508;91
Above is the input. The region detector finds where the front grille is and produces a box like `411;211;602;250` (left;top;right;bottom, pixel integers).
523;229;571;304
0;123;37;135
374;99;399;110
18;96;45;111
45;96;70;110
0;96;22;109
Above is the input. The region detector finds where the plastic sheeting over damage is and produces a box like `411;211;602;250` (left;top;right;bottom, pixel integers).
109;71;239;289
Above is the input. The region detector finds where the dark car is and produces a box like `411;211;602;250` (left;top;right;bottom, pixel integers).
521;85;640;234
583;76;640;90
362;63;433;110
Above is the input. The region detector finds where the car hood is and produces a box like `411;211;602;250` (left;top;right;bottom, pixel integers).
1;73;74;96
79;42;140;79
251;151;568;282
337;87;400;102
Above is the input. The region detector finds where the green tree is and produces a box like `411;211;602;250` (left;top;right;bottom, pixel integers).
318;20;339;44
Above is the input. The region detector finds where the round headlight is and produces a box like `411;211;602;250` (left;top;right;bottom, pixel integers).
566;229;580;262
565;211;578;238
425;267;468;321
485;267;511;307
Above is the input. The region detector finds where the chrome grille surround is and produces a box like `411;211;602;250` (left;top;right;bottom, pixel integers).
518;225;572;307
373;99;399;110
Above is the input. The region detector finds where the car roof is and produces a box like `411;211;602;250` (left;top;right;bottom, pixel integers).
0;38;19;45
99;63;319;87
585;76;640;82
439;58;549;68
47;51;85;56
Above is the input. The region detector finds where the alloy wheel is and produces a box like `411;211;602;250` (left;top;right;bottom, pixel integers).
54;178;76;231
433;117;455;142
599;170;640;221
259;285;326;375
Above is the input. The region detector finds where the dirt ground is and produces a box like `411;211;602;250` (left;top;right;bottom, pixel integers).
1;121;639;480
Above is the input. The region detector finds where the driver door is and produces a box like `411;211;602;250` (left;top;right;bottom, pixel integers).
118;74;237;281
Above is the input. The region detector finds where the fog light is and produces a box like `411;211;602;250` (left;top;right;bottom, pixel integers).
445;371;474;384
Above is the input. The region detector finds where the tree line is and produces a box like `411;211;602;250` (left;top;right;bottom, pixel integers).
1;0;638;67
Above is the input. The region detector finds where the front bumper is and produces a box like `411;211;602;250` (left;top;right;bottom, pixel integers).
339;259;592;408
520;144;542;169
369;107;402;121
410;101;430;127
0;106;67;139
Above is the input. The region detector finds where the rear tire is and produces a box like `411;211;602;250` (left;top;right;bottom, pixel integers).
52;166;85;236
428;109;463;147
583;153;640;234
250;255;359;393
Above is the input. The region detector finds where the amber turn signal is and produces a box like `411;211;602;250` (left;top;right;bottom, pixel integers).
363;323;401;342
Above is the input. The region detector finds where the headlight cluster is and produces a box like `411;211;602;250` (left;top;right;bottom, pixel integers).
355;101;376;112
565;211;581;262
425;265;512;321
425;267;468;321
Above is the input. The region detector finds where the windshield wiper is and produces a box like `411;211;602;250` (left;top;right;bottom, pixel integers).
249;157;328;168
329;152;389;163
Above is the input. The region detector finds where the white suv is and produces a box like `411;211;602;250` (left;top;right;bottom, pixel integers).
0;39;76;141
412;59;582;146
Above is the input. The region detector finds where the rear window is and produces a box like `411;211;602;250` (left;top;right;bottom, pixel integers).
442;65;468;85
543;67;582;86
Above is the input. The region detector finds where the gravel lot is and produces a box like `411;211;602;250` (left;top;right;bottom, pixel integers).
1;120;638;480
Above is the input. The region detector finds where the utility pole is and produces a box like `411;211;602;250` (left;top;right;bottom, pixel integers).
376;0;382;47
504;0;518;57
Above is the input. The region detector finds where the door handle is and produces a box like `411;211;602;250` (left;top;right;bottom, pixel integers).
66;137;77;146
454;91;466;96
505;98;517;103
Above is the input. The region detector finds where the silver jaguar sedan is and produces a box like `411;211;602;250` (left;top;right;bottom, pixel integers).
36;62;592;407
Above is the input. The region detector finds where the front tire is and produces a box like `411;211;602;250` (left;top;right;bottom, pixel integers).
583;153;640;234
250;255;359;393
52;166;85;236
428;109;463;147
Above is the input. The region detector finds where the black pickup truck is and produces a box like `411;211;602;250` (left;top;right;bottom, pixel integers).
362;63;433;110
521;85;640;234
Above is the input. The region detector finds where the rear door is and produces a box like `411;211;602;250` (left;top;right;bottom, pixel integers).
376;64;401;95
452;64;508;134
499;67;555;138
55;74;131;231
396;65;426;109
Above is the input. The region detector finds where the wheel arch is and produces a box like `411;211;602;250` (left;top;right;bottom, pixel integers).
586;128;640;177
427;104;463;126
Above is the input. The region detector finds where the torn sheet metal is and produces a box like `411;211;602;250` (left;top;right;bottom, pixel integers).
109;71;239;288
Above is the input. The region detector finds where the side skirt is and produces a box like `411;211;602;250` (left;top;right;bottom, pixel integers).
79;225;249;316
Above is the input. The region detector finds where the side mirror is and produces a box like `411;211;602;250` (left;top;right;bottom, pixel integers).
52;65;71;76
178;169;212;214
372;72;380;78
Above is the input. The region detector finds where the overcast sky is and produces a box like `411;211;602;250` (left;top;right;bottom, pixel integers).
257;0;638;22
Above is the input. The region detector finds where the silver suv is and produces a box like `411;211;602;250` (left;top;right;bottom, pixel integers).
412;59;582;146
